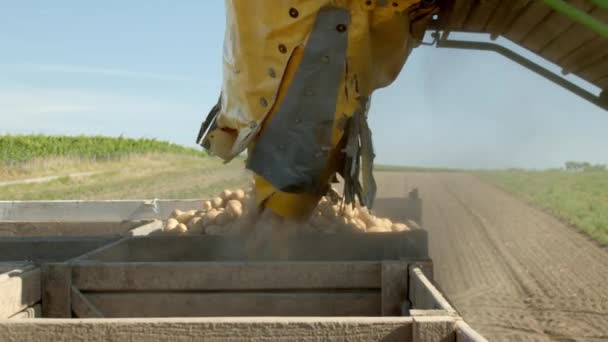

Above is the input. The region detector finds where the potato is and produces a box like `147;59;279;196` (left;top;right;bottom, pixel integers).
164;218;179;232
176;223;188;234
391;223;409;232
201;209;220;226
220;189;233;201
170;209;183;219
381;218;393;228
225;200;243;218
233;189;246;201
201;200;212;211
367;226;389;233
215;212;232;226
211;197;223;209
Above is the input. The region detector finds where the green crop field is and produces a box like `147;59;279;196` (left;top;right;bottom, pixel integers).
0;134;204;164
0;135;249;200
478;169;608;245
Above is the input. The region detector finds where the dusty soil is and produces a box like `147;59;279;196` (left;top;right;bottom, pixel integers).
375;172;608;342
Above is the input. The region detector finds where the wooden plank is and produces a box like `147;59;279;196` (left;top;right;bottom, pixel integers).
456;320;489;342
80;233;429;263
462;0;502;32
42;263;72;318
71;286;104;318
413;316;456;342
580;58;608;83
559;35;608;72
0;200;205;222
448;0;477;30
541;21;598;62
8;304;41;319
0;317;414;342
85;291;381;317
409;266;457;314
381;261;409;316
0;268;41;319
522;0;594;52
0;236;120;262
125;220;163;237
72;262;381;291
71;236;130;262
597;76;608;89
504;1;553;43
0;221;148;237
485;0;533;39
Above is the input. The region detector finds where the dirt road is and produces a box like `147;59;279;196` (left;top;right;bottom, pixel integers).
374;172;608;342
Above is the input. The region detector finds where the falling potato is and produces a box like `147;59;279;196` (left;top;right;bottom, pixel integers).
165;187;414;236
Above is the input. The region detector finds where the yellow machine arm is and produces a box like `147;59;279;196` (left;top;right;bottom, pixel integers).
198;0;438;219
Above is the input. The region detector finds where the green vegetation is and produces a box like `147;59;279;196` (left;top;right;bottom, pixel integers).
0;134;205;164
478;169;608;245
0;153;250;200
0;135;249;200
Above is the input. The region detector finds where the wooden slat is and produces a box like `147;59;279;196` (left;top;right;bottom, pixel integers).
71;286;103;318
456;320;489;342
0;317;415;342
84;291;381;317
8;304;41;319
0;237;120;262
582;59;608;83
72;262;381;291
504;1;553;43
448;0;477;30
409;267;457;314
597;76;608;89
42;263;71;318
542;7;608;63
462;0;502;32
485;0;533;38
559;35;608;71
413;316;457;342
381;261;409;316
0;268;41;319
522;0;594;52
0;221;148;237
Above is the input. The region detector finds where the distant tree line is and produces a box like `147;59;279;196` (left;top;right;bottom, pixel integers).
564;161;607;172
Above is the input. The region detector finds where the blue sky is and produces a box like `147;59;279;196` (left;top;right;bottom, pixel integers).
1;1;607;169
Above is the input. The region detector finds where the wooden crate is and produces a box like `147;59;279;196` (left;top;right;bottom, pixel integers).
0;263;41;319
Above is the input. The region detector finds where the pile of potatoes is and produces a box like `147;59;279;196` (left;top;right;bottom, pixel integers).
163;188;411;235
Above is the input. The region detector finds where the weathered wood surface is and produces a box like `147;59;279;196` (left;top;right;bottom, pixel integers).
77;233;429;262
8;304;41;319
71;287;104;318
0;221;149;237
0;317;416;342
381;261;409;316
455;320;490;342
413;316;456;342
0;200;205;222
0;236;120;262
42;263;71;318
84;291;381;317
71;262;381;291
125;220;164;237
409;266;457;314
0;268;41;319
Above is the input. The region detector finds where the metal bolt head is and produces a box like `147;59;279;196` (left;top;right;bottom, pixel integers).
321;55;330;64
289;8;299;18
268;68;276;78
336;24;347;32
278;44;287;54
260;97;268;107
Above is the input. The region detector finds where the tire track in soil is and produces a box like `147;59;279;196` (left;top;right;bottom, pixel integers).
374;172;608;342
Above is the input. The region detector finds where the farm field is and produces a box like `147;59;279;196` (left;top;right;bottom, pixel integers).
477;169;608;245
0;135;250;200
